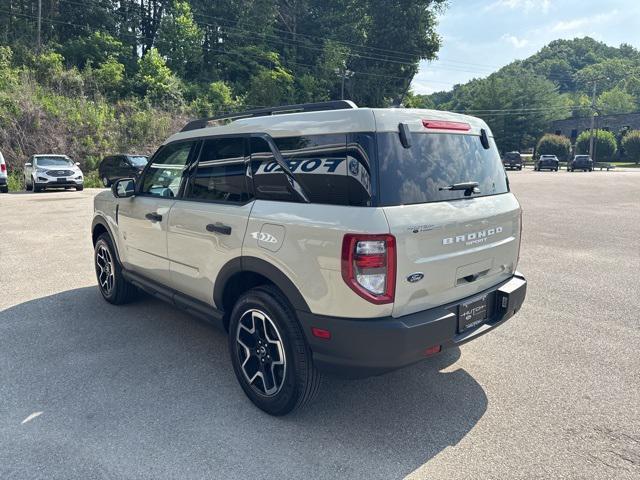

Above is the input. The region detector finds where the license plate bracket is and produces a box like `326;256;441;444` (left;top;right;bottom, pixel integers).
57;177;67;182
458;295;489;333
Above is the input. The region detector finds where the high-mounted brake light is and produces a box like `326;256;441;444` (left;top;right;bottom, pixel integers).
422;119;471;131
341;234;396;304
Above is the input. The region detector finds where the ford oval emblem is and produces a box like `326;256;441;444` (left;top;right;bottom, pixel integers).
407;272;424;283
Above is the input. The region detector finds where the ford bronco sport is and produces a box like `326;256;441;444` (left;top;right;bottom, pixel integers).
91;101;527;415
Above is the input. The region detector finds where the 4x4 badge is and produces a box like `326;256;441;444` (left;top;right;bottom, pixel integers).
407;272;424;283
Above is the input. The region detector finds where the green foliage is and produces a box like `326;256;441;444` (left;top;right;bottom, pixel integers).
596;87;637;115
156;1;204;79
536;134;571;161
61;32;129;69
135;48;184;107
246;68;294;107
85;57;126;98
621;130;640;164
83;170;104;188
190;81;238;116
576;130;617;161
7;170;23;192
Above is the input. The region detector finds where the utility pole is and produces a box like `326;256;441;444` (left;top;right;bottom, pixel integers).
36;0;42;52
588;80;597;160
335;64;354;100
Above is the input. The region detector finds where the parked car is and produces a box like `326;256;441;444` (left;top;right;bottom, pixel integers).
0;150;7;193
99;154;149;187
91;101;527;415
535;154;559;171
502;151;523;170
23;154;84;192
568;155;593;172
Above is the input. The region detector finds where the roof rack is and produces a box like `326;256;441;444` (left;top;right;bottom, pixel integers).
180;100;358;132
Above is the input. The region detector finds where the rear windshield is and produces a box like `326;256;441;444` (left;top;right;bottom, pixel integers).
504;152;521;160
376;132;509;206
127;156;148;166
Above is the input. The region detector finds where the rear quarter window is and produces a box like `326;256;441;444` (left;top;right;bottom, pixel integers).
377;132;509;206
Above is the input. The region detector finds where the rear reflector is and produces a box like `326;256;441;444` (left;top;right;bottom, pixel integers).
422;120;471;131
424;345;442;356
311;327;331;340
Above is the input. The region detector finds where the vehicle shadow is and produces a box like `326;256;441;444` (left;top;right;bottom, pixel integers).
0;287;487;480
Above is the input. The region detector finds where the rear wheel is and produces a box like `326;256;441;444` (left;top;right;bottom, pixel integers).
228;286;321;416
94;233;137;304
25;178;32;191
0;185;7;193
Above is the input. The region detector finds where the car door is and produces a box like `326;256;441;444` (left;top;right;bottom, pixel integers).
166;136;253;306
117;141;199;285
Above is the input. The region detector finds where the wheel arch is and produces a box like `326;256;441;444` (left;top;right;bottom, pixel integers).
91;215;121;264
215;257;311;330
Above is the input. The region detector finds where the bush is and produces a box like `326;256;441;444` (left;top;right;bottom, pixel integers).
576;129;617;161
83;170;104;188
621;130;640;164
7;170;24;192
536;134;571;161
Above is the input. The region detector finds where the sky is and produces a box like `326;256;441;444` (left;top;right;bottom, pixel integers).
411;0;640;94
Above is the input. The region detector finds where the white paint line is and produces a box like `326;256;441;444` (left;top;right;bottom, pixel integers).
21;411;43;425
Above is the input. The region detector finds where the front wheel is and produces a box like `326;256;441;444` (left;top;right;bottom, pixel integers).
33;182;42;192
94;233;137;304
76;185;84;191
102;176;110;187
228;286;321;416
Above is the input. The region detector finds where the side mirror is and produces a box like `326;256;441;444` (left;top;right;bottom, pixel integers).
75;162;81;166
25;162;32;167
112;178;136;198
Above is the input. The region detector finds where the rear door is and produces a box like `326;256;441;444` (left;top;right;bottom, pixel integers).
166;136;253;306
117;141;198;284
376;130;521;318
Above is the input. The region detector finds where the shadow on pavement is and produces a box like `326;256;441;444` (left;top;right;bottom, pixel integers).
0;287;487;480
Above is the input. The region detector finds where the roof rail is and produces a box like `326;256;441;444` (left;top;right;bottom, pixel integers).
180;100;358;132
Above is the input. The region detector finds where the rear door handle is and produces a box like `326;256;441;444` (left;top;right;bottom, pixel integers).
145;212;163;222
206;223;232;235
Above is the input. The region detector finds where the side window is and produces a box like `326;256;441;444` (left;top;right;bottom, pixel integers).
118;156;130;168
141;141;195;198
186;137;252;203
250;134;373;206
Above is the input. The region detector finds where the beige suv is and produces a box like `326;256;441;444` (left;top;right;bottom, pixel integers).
91;101;527;415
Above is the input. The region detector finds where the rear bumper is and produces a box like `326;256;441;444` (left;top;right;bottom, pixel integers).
298;272;527;378
0;176;6;186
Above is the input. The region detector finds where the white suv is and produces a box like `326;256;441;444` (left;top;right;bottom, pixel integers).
24;154;84;192
91;101;527;415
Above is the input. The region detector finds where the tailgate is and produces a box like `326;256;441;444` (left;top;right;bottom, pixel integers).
384;193;521;317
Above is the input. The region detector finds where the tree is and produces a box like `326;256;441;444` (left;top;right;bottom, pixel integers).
245;68;294;107
156;0;204;80
134;48;183;106
621;130;640;164
536;134;571;161
576;130;617;161
596;88;637;115
61;32;129;69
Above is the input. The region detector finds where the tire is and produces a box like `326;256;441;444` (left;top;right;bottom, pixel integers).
76;185;84;191
228;285;321;416
25;179;32;191
102;176;110;187
0;185;7;193
94;233;137;305
33;182;42;193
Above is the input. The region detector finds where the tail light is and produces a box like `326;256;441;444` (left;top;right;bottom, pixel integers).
341;234;396;304
0;163;6;173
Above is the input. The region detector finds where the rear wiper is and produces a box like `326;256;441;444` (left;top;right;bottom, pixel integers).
439;181;480;197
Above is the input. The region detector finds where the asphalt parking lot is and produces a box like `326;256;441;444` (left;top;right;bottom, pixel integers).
1;170;639;480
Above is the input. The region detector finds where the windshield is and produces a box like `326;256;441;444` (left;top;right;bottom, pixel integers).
377;132;509;206
35;156;74;167
128;156;148;167
504;153;520;160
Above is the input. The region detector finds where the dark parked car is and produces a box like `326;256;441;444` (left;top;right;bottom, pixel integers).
568;155;593;172
502;151;523;170
99;154;148;187
535;154;559;171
